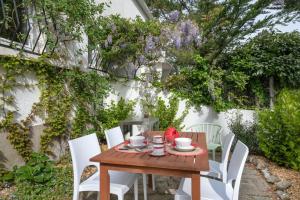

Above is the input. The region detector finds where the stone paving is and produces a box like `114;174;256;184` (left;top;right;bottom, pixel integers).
82;163;274;200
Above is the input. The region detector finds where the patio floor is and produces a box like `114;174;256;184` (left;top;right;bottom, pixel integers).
81;156;274;200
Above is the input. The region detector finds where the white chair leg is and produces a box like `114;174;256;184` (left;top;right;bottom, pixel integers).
143;174;148;200
134;178;138;200
97;192;100;200
73;190;79;200
152;175;155;191
118;194;124;200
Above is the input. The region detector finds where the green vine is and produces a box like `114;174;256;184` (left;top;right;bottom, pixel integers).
0;55;113;157
0;56;33;161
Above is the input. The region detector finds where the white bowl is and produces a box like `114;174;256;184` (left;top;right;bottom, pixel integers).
130;136;145;146
175;137;192;148
153;135;163;143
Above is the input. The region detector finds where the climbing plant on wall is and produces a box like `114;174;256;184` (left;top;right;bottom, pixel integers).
0;56;34;161
0;55;137;159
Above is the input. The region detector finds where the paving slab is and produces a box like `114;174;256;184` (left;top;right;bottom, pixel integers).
83;152;274;200
82;165;274;200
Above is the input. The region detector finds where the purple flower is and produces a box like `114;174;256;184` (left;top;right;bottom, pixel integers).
104;40;108;48
172;19;201;48
138;55;146;65
174;35;181;49
168;10;180;22
111;23;117;32
107;35;112;45
154;36;160;43
145;35;156;53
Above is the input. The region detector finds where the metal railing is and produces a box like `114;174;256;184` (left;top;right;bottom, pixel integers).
0;0;57;55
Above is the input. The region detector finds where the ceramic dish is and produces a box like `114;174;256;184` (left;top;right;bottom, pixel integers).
174;146;195;152
126;143;146;149
150;152;166;157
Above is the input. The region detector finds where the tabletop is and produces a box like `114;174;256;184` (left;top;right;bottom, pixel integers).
90;131;209;172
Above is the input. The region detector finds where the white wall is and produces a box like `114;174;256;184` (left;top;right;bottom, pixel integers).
106;79;255;135
98;0;147;20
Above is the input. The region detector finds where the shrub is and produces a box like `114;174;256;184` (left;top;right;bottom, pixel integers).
258;89;300;170
97;98;135;140
14;153;54;184
149;96;189;130
13;166;73;200
10;153;73;199
228;112;261;154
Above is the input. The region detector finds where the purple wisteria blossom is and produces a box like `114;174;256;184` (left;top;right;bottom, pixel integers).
179;20;199;39
110;23;117;33
145;35;156;53
138;55;146;65
168;10;180;22
107;35;112;45
174;34;182;49
154;36;160;43
104;40;108;48
169;19;201;49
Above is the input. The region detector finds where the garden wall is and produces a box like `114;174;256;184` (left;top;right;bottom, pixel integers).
0;72;255;169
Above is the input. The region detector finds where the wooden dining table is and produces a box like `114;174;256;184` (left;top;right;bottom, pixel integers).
90;131;209;200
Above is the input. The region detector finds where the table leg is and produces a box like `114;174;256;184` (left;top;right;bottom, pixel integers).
100;165;110;200
192;174;200;200
148;174;153;188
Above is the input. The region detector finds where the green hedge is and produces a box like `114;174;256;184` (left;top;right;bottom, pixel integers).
258;89;300;170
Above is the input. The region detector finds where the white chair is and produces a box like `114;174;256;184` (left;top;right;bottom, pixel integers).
175;141;249;200
186;123;222;160
68;133;138;200
105;126;154;200
201;133;235;182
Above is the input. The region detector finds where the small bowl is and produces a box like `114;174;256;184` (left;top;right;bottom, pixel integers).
130;136;145;147
175;137;192;148
153;135;163;143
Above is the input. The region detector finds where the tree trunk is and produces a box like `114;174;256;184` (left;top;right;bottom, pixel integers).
269;76;275;109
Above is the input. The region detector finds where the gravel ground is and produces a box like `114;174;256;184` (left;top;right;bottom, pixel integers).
251;155;300;200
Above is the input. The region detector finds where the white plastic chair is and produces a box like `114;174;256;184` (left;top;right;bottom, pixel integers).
175;141;249;200
105;126;155;200
186;123;222;160
201;133;235;182
68;133;138;200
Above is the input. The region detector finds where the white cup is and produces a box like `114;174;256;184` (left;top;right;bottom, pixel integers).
130;136;145;146
175;137;192;148
153;135;163;143
152;144;164;155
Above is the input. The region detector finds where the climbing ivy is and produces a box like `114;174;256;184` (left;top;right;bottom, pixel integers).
0;55;111;158
65;69;110;139
0;56;33;161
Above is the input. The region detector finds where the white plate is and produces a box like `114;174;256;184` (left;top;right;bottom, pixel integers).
150;152;165;157
127;143;146;149
175;146;195;152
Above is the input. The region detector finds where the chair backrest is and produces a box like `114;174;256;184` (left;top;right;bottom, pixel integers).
227;141;249;200
105;126;124;148
220;133;235;182
68;133;101;187
187;123;222;144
